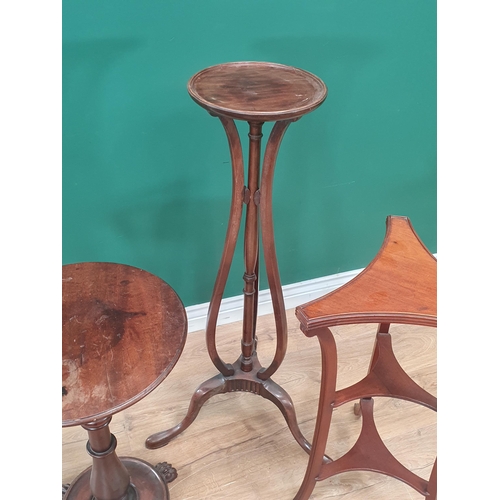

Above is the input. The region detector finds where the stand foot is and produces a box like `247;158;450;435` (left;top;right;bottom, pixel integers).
146;372;227;449
154;462;178;484
63;457;171;500
146;354;331;463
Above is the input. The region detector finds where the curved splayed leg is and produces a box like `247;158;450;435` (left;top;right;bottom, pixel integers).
146;373;227;449
260;376;333;464
204;114;245;377
258;119;293;381
145;115;243;450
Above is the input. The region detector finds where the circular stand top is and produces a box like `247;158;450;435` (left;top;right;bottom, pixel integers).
62;262;187;427
188;61;327;122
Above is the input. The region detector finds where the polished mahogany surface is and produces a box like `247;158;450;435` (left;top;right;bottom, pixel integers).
62;262;187;427
146;62;328;456
297;216;437;331
293;216;437;500
188;61;327;122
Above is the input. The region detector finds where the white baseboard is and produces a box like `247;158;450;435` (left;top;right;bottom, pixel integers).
185;267;363;333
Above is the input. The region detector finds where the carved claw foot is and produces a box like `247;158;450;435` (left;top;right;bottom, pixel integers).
154;462;178;484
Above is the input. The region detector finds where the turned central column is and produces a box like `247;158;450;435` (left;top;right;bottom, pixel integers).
241;121;264;371
83;418;133;500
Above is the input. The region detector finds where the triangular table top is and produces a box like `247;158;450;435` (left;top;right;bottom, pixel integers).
296;216;437;331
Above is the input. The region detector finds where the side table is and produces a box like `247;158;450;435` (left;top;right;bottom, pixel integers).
62;262;187;500
146;61;327;456
293;216;437;499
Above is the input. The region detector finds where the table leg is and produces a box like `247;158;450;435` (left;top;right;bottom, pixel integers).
146;117;315;458
64;417;174;500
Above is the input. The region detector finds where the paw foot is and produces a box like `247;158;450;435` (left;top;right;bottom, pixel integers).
154;462;178;484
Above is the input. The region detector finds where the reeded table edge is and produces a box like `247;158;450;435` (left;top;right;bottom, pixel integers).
296;309;438;336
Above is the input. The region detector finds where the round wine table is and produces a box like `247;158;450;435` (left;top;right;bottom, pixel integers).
62;262;187;500
146;61;328;458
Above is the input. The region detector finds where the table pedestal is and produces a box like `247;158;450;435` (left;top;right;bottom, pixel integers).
62;263;187;500
146;62;328;459
63;417;176;500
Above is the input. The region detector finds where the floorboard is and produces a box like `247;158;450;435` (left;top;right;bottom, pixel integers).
62;309;436;499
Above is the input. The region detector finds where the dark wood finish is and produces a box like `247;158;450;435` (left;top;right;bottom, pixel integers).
294;216;437;500
62;262;187;500
62;454;172;500
146;62;328;458
187;61;327;122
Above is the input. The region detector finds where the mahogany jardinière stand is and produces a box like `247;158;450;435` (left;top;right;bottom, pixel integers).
146;62;327;455
293;216;437;499
62;262;187;500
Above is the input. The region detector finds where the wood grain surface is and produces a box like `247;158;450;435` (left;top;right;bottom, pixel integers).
188;61;327;122
62;309;436;499
62;262;187;427
297;216;437;330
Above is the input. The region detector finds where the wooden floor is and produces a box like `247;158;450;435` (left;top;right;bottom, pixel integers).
62;308;436;499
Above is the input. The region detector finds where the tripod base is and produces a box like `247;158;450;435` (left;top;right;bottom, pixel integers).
146;353;331;464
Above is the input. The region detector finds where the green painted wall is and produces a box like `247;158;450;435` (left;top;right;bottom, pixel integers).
63;0;436;308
